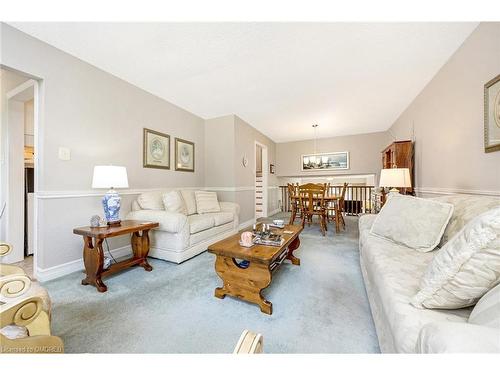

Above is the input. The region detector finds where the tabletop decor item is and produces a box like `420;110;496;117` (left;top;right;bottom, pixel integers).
239;231;254;247
484;74;500;153
143;128;170;169
92;165;129;226
90;215;101;228
175;138;195;172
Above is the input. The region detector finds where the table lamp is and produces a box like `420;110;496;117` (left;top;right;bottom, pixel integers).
92;166;129;226
379;168;412;205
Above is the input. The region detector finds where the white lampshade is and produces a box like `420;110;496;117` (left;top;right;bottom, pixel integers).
92;166;129;189
379;168;412;188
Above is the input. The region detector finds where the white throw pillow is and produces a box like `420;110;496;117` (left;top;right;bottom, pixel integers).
469;282;500;329
162;191;187;215
370;194;454;252
412;207;500;309
137;191;164;210
194;191;221;214
180;190;197;216
432;195;500;246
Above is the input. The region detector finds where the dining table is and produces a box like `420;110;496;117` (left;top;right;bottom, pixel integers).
289;193;343;232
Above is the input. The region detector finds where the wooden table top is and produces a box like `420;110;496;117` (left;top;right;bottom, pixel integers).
208;224;302;264
73;220;159;239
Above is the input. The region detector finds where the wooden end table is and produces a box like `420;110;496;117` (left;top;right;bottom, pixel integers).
208;224;302;315
73;220;159;293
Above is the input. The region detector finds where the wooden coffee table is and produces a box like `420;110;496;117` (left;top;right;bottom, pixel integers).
208;224;302;314
73;220;159;293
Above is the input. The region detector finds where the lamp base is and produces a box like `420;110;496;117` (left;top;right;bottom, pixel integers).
107;220;121;227
102;189;122;226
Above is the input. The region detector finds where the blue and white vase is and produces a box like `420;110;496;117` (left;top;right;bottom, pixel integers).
102;189;121;224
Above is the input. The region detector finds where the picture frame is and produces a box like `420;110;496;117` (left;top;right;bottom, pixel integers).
301;151;349;171
175;138;195;172
143;128;170;169
484;74;500;153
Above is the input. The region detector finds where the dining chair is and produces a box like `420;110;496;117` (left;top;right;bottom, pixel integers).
334;183;348;232
298;183;328;236
287;183;300;224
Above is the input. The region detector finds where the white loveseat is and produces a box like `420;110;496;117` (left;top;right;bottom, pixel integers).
359;194;500;353
126;190;240;263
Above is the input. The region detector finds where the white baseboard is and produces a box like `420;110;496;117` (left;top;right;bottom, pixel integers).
238;218;256;230
415;187;500;197
35;245;132;282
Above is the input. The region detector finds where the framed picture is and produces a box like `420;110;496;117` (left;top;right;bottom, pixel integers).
270;164;275;174
175;138;195;172
143;128;170;169
301;151;349;171
485;74;500;153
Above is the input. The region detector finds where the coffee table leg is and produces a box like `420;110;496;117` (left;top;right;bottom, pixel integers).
214;255;273;315
82;236;107;293
286;236;301;266
131;230;153;272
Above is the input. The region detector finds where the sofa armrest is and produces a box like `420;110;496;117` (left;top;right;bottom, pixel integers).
219;202;240;217
417;321;500;353
126;210;187;233
359;214;377;233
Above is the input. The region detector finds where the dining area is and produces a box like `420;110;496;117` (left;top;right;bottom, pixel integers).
286;182;348;236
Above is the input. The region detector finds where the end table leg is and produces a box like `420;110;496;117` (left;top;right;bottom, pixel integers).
82;236;108;292
132;230;153;272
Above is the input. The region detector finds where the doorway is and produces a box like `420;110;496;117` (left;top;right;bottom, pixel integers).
2;76;39;275
255;141;268;219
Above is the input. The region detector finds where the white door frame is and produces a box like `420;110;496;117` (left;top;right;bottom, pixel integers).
3;78;40;272
254;141;268;219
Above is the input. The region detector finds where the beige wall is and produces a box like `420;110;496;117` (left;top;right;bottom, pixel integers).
204;115;279;223
1;24;206;272
276;131;391;182
234;116;279;221
389;22;500;194
204;115;235;188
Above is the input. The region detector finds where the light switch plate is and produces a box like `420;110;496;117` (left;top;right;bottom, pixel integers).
58;147;71;161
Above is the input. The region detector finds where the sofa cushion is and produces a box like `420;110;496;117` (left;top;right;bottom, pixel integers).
469;282;500;329
126;210;187;233
181;190;197;216
195;191;220;214
370;194;453;253
359;232;471;353
359;219;472;353
137;191;164;210
412;207;500;309
162;191;187;215
432;195;500;246
188;214;215;234
416;321;500;353
211;212;234;226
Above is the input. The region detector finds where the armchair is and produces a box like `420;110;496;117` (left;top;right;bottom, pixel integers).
0;242;63;353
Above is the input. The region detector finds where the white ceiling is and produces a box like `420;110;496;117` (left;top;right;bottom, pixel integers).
10;22;477;142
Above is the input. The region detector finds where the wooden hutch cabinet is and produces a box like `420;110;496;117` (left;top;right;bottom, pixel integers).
371;140;414;212
381;140;414;193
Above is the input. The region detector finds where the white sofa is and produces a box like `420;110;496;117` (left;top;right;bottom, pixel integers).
126;190;240;263
359;194;500;353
